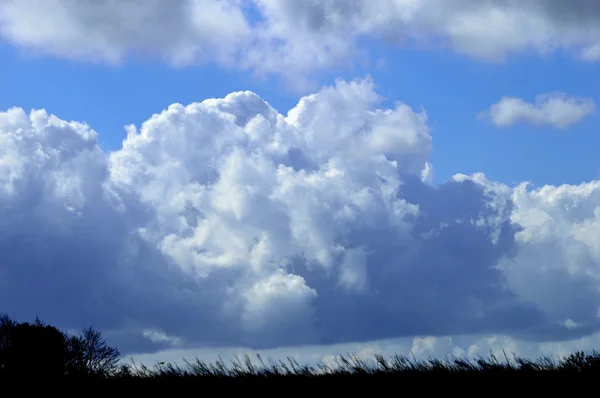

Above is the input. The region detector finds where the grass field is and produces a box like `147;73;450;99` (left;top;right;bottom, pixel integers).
98;349;600;386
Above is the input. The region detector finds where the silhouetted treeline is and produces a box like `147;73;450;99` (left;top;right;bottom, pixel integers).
0;313;122;379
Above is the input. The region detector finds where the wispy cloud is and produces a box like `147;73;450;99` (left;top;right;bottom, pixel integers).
482;92;596;129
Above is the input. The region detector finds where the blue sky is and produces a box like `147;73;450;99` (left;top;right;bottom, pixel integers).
3;41;598;187
3;0;600;368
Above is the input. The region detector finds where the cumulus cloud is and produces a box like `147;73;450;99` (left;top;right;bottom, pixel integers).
2;77;600;357
483;93;596;129
3;1;600;89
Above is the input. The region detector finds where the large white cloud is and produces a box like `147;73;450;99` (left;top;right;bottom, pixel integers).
2;77;600;356
3;1;600;89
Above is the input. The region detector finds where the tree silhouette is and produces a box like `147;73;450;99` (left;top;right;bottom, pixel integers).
0;315;66;377
67;325;121;377
0;313;121;379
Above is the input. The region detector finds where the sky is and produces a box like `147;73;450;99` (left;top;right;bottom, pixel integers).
2;0;600;368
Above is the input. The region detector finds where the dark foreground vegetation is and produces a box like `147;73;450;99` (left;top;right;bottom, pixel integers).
2;313;600;386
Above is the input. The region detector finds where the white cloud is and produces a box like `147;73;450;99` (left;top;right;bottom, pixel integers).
3;77;600;358
249;0;600;69
0;0;251;66
483;93;596;129
142;329;184;347
4;1;600;89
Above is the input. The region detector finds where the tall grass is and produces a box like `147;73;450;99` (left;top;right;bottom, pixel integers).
116;349;600;381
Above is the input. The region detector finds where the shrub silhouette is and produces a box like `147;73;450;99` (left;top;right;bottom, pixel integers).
0;315;66;377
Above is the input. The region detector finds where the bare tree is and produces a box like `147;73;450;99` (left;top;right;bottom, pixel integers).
67;326;120;377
